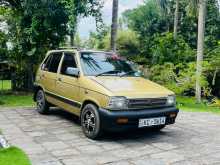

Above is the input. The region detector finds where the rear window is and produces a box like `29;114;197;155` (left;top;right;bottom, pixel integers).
41;55;52;71
48;53;62;73
41;52;62;73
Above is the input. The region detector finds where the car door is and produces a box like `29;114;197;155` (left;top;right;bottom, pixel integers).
40;52;62;94
56;52;81;114
39;53;52;89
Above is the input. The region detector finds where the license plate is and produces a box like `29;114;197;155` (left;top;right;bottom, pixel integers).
138;117;166;128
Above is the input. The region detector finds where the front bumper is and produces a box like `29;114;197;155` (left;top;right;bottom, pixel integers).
99;107;179;131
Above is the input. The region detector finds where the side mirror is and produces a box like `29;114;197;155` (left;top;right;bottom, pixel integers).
65;67;80;77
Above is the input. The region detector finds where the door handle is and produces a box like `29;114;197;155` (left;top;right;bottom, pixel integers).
57;78;62;82
40;74;45;79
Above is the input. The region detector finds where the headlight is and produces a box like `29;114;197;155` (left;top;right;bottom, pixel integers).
107;97;128;110
166;95;176;106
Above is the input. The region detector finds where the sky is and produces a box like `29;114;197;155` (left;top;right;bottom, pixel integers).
78;0;144;39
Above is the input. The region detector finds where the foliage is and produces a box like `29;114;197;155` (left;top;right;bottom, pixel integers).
150;32;195;64
59;0;103;45
0;147;31;165
177;96;220;114
123;0;169;37
207;45;220;96
0;80;11;91
87;28;140;58
123;0;170;61
0;0;104;90
0;31;8;61
86;25;110;49
1;0;69;90
149;62;211;96
0;93;34;107
103;30;140;57
119;0;220;98
123;0;220;62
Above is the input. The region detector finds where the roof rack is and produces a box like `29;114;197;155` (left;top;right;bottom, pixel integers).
57;46;81;50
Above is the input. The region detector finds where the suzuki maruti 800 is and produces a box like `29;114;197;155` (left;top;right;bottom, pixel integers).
34;48;179;139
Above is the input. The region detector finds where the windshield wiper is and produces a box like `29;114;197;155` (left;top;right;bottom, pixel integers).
96;70;121;77
120;71;136;77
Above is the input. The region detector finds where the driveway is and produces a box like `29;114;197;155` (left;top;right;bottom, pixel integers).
0;107;220;165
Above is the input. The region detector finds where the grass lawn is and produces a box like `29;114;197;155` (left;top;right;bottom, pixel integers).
0;147;31;165
177;96;220;114
0;80;11;91
0;93;34;107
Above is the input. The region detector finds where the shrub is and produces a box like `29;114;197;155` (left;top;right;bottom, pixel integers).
148;62;211;96
150;33;195;65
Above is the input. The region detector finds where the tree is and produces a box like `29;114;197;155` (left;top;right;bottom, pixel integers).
1;0;104;90
196;0;207;103
60;0;103;46
110;0;119;52
86;25;109;49
173;0;179;40
123;0;170;63
0;31;8;61
158;0;179;39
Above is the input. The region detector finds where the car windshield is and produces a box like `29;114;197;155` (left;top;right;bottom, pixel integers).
80;52;139;77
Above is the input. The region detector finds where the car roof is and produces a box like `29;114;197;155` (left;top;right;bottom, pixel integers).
47;48;113;55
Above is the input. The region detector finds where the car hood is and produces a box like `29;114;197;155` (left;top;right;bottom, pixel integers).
89;76;174;98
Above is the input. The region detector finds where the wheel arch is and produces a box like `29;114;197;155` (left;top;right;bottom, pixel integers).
80;100;99;117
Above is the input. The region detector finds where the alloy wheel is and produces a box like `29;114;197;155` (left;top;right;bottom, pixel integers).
82;110;96;135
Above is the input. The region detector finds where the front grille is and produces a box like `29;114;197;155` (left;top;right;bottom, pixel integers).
128;98;167;109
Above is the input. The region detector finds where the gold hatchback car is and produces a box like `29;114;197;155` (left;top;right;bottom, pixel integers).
34;48;179;139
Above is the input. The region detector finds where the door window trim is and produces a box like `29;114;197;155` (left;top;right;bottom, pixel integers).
59;52;79;76
41;52;63;73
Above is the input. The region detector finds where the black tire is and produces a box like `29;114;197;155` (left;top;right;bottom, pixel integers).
152;125;166;131
36;89;50;114
81;104;103;139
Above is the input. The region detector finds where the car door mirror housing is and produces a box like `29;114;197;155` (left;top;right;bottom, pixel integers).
65;67;80;77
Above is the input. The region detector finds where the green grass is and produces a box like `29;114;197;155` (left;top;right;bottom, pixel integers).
0;93;34;107
0;147;31;165
177;96;220;114
0;80;11;91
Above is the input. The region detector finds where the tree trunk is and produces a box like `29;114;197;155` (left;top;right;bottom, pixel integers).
212;67;218;86
173;0;179;40
70;31;75;46
110;0;119;52
196;0;206;103
70;18;77;47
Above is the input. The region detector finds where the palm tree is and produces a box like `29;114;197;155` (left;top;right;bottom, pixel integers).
159;0;206;102
173;0;179;40
110;0;119;52
195;0;206;103
158;0;179;39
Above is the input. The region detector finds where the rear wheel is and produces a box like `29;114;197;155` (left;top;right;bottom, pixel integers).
81;104;103;139
36;89;49;114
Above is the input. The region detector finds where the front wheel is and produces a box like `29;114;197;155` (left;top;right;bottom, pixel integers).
36;89;50;114
81;104;103;139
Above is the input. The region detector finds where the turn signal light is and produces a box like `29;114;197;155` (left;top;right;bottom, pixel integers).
170;113;176;118
117;118;128;124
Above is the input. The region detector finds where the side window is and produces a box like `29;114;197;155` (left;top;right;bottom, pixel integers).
60;53;77;75
41;55;52;71
48;53;62;73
